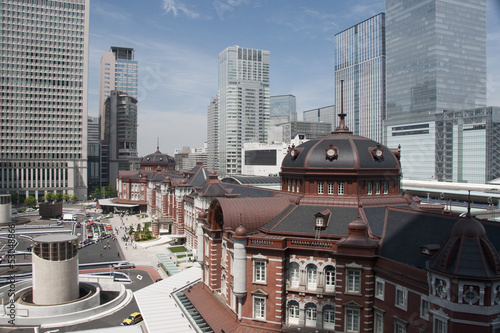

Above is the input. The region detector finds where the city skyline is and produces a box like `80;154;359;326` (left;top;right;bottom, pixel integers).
89;0;500;157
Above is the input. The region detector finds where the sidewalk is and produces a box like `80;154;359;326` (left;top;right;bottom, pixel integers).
107;213;171;280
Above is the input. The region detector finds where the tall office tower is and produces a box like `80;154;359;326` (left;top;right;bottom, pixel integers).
303;105;336;132
385;0;487;180
87;116;101;196
206;96;219;172
270;95;297;125
335;13;386;143
99;47;138;124
0;0;89;200
218;46;270;176
102;91;139;187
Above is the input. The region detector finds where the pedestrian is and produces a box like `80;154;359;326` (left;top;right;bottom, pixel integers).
100;252;102;256
118;252;120;257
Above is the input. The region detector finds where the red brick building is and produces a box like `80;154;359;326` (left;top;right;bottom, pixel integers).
189;115;500;332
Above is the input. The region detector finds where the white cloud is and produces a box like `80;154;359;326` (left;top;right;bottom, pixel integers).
162;0;200;19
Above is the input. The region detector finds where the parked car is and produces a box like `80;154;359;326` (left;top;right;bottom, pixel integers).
122;312;142;325
26;208;37;212
113;262;135;269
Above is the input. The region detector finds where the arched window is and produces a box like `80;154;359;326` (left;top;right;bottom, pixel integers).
305;303;317;327
288;262;300;288
323;305;335;330
306;264;317;290
325;265;336;292
287;300;300;326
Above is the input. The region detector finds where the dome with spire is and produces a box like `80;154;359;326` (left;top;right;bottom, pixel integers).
140;147;175;171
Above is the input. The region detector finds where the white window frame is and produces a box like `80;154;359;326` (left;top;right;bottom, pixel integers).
253;259;267;284
338;182;345;195
287;301;299;326
367;182;372;195
289;262;300;288
327;182;334;194
318;182;324;194
375;277;385;300
347;269;361;293
323;306;335;329
374;310;384;333
395;318;407;333
375;181;380;194
346;308;360;332
253;296;266;320
307;264;318;290
325;266;336;292
305;303;317;327
395;285;408;311
383;181;388;194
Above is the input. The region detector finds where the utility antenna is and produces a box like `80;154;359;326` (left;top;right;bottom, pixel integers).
467;190;471;217
157;137;160;151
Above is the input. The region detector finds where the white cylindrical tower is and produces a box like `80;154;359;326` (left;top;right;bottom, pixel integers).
0;194;12;225
32;234;79;305
233;225;248;320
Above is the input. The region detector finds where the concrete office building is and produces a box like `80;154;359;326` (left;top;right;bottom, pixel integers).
303;105;336;132
87;116;101;196
206;96;219;172
217;46;270;176
385;0;487;180
335;13;385;143
0;0;90;200
102;91;139;187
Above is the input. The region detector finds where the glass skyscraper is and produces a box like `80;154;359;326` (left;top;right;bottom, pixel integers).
335;13;385;143
385;0;487;181
386;0;486;119
270;95;297;125
217;46;270;176
0;0;89;200
303;105;336;132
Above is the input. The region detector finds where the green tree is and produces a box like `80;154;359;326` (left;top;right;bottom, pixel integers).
136;224;142;233
105;185;117;198
91;187;101;199
54;193;62;202
142;227;152;241
128;225;134;235
101;187;106;198
39;195;46;202
45;193;55;202
62;194;70;202
70;194;77;202
24;195;37;208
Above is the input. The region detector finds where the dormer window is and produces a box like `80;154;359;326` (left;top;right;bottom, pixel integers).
314;209;331;229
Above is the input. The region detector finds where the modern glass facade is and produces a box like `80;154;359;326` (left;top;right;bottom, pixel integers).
335;13;385;143
303;105;336;132
0;0;89;200
270;95;297;125
386;0;486;119
217;46;270;176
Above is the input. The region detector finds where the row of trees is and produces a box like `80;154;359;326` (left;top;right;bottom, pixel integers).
128;223;153;241
90;185;117;200
23;193;78;207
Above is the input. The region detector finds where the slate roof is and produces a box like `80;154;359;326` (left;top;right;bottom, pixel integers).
282;132;399;170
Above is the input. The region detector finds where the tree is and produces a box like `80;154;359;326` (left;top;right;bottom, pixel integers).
39;195;46;202
128;225;134;235
101;187;106;199
24;195;36;208
142;227;153;241
45;193;54;202
63;194;70;202
91;187;101;199
136;224;142;233
70;194;77;202
105;185;117;198
54;193;62;202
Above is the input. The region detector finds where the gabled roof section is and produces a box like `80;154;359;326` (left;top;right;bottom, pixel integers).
195;171;235;198
212;197;291;232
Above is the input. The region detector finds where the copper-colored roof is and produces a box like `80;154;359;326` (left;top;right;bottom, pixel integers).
184;282;279;333
215;197;291;232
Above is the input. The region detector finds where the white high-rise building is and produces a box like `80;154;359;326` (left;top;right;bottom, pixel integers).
0;0;90;200
206;96;219;172
217;46;270;176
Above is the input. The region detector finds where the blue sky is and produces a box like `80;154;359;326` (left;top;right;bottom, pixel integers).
88;0;500;157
